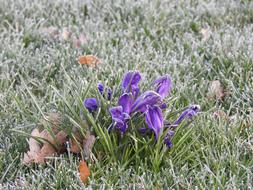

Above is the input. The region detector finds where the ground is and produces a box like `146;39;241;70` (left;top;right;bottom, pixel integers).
0;0;253;189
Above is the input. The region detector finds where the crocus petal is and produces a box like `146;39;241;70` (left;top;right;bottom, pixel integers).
164;130;174;148
139;127;148;135
109;106;125;122
118;93;134;114
174;104;200;125
122;71;141;97
145;106;164;140
84;98;98;112
97;82;104;95
109;106;129;133
122;71;141;89
160;103;167;110
107;87;112;100
164;137;173;148
132;91;162;113
153;75;172;99
114;122;128;133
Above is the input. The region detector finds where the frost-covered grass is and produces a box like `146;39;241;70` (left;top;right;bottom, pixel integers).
1;0;253;189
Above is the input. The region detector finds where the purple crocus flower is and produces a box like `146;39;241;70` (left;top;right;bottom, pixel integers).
109;93;133;133
131;91;162;113
98;82;104;94
122;71;141;98
174;104;200;125
153;75;172;99
84;98;99;113
145;106;164;140
98;82;112;100
109;106;130;133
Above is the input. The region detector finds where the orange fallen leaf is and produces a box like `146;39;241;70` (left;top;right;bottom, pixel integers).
78;55;101;67
79;160;90;184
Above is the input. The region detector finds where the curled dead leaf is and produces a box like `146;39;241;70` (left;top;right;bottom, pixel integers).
78;55;101;67
22;128;41;164
208;80;225;100
79;160;90;184
34;143;56;164
23;129;67;164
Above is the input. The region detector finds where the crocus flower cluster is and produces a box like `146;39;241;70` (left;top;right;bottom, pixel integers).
84;71;200;148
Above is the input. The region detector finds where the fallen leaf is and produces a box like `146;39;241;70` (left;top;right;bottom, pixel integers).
23;129;68;164
208;80;225;100
34;130;67;164
70;138;81;153
34;143;56;164
78;55;101;67
54;131;68;151
22;128;41;164
200;28;211;41
83;134;96;159
79;160;90;184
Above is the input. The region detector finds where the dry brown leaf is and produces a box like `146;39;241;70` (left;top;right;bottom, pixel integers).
34;130;67;164
55;131;68;152
34;143;56;164
83;134;96;158
70;138;81;153
78;55;101;67
208;80;225;100
79;160;90;184
22;128;41;164
23;129;68;164
200;28;211;41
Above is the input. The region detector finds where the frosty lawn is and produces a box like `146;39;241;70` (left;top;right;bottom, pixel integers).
1;0;253;189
